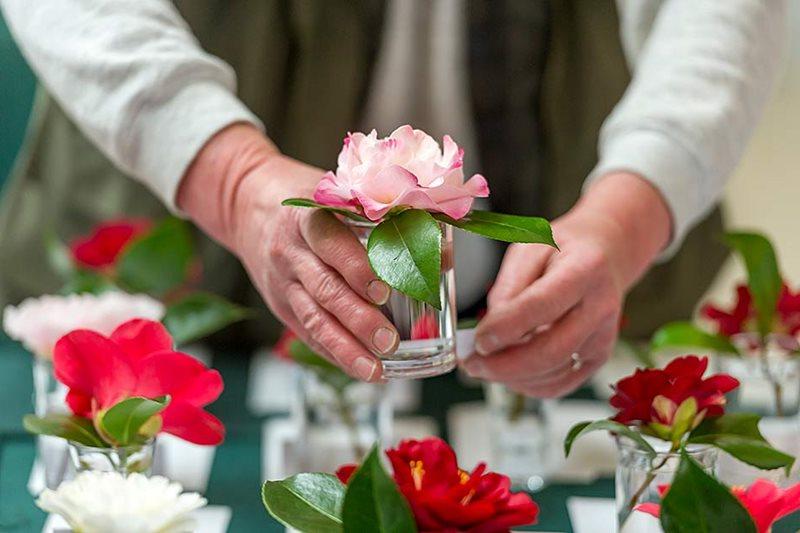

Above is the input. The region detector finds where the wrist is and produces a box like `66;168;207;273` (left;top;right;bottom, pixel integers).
177;123;279;249
572;171;673;287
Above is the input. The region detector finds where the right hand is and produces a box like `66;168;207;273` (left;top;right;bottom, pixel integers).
177;124;398;381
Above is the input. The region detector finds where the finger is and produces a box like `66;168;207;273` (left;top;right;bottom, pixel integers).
300;210;392;305
465;300;598;381
487;243;555;309
507;320;618;398
285;282;382;381
293;250;399;356
475;254;591;355
506;356;605;398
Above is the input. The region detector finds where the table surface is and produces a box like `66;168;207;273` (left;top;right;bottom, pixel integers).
1;334;798;533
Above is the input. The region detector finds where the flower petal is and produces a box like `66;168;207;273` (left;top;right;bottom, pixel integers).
161;402;225;445
133;351;223;407
53;330;136;410
110;319;174;361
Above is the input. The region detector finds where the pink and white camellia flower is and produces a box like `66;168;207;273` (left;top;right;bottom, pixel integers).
313;125;490;222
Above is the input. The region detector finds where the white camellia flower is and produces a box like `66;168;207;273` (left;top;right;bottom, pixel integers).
2;292;165;359
37;472;206;533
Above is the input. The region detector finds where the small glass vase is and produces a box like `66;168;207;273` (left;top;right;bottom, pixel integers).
32;358;71;490
616;436;717;532
484;383;550;491
715;334;800;486
346;219;457;379
718;333;800;417
68;439;155;476
296;369;392;472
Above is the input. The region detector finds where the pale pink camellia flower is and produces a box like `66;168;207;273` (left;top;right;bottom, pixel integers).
2;292;165;360
314;125;490;221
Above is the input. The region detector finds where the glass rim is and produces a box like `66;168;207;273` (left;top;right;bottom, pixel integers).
68;437;155;453
615;434;715;457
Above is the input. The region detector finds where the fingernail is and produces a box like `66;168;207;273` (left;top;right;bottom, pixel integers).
372;327;398;355
475;333;500;356
353;357;379;381
367;279;391;305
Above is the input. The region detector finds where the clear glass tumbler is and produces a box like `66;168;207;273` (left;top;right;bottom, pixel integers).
346;219;457;379
484;383;550;491
32;358;70;490
295;369;393;473
68;440;155;476
616;436;717;532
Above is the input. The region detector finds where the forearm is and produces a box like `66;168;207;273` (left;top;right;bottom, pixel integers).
592;0;787;257
1;0;262;208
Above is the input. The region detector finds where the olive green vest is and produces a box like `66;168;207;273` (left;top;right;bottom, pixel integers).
0;0;727;344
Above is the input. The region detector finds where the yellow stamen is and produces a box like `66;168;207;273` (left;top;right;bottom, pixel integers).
410;460;425;491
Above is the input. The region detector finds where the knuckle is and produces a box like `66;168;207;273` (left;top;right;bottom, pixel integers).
314;272;347;305
299;307;325;334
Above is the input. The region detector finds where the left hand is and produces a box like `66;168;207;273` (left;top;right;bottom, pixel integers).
461;172;672;397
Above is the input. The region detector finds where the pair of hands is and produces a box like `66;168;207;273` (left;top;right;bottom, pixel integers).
178;124;671;397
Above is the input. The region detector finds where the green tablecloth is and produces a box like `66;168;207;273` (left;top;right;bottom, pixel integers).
0;333;612;532
3;333;799;533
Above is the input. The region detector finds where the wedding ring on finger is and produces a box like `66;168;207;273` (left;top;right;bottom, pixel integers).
570;352;583;372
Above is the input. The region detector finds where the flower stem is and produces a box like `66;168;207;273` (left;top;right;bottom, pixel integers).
336;387;366;461
757;338;784;417
620;446;675;529
508;393;526;423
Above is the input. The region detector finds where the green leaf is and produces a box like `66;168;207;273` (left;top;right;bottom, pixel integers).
44;231;75;278
367;209;441;308
659;450;756;533
282;198;370;222
651;322;740;355
724;232;782;337
23;414;107;447
689;413;795;473
690;413;765;441
262;473;345;532
342;445;416;533
99;396;170;446
564;420;656;458
163;292;252;346
289;339;354;391
60;270;118;295
433;210;557;247
116;218;193;296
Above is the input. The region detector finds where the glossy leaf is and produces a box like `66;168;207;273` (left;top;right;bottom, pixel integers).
564;420;656;458
289;339;353;391
651;322;740;355
116;218;193;296
60;270;118;295
724;232;782;337
659;450;756;533
433;210;557;246
367;209;441;308
99;396;169;446
23;414;106;447
282;198;370;222
262;473;345;532
689;413;795;473
163;292;252;346
342;445;417;533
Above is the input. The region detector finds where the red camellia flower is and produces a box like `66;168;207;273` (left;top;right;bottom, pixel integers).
70;219;151;270
54;318;225;445
338;437;538;533
702;283;800;337
637;479;800;533
610;356;738;432
410;313;440;341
